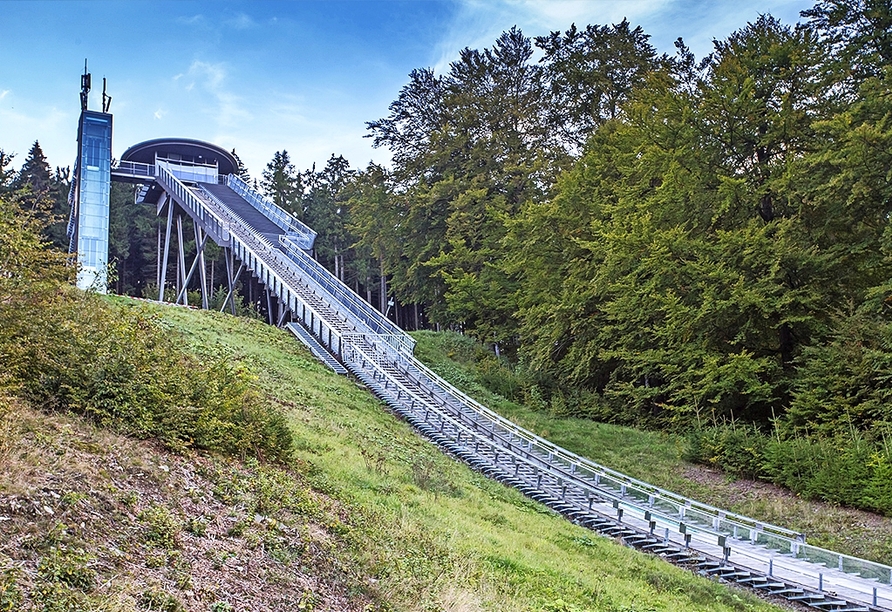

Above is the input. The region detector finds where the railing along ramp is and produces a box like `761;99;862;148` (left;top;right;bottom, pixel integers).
118;157;892;612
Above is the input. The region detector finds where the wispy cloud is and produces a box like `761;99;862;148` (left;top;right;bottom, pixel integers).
179;60;252;127
176;14;204;25
188;61;226;90
0;90;9;101
224;12;257;30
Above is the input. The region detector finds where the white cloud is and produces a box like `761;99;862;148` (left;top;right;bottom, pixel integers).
176;14;205;25
0;90;9;101
178;60;252;128
188;61;226;90
225;12;257;30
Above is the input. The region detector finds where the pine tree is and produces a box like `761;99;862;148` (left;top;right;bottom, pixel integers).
304;155;354;281
13;141;53;209
231;148;252;183
261;150;303;219
0;149;14;195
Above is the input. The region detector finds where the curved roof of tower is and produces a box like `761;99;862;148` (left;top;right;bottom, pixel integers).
120;138;238;176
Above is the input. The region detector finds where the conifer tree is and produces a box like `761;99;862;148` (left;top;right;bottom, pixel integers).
0;149;14;195
13;141;53;209
261;150;303;219
231;148;252;183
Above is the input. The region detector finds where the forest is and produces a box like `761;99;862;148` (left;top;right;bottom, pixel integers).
3;0;892;513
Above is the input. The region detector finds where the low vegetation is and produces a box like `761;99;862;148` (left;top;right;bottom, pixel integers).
0;300;796;611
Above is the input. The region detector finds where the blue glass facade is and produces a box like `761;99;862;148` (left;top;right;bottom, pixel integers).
75;111;112;291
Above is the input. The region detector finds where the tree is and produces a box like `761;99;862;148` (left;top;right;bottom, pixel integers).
261;150;303;219
344;163;394;311
366;67;447;183
13;141;53;210
802;0;892;90
231;148;252;183
509;16;842;426
9;142;71;249
304;155;354;281
108;182;160;296
0;149;14;195
367;27;559;339
535;20;666;151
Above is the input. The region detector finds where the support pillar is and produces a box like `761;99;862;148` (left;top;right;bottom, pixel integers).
220;248;243;315
158;195;173;302
174;229;210;305
265;286;274;325
176;214;187;306
194;223;209;309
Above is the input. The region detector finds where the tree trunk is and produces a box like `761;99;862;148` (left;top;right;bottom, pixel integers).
379;257;387;313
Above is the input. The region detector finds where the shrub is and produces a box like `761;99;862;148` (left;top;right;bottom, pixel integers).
684;425;768;479
139;505;182;549
37;547;95;591
138;589;183;612
686;425;892;516
1;295;292;462
0;194;292;463
0;567;22;612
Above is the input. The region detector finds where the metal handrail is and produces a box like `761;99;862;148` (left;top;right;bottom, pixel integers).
192;181;347;359
156;167;231;244
225;174;316;249
344;337;892;607
113;160;155;178
391;347;805;541
343;339;743;544
279;236;415;355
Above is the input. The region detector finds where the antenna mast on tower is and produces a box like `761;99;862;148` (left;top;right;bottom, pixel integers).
80;59;91;111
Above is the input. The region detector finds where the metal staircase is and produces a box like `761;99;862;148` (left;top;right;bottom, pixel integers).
115;159;892;612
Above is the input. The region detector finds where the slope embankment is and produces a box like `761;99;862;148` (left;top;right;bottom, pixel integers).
0;299;795;612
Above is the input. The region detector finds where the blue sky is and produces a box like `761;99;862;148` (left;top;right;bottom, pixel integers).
1;0;813;179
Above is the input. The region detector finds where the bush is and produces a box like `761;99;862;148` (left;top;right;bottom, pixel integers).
686;425;892;515
684;425;768;479
0;567;22;612
0;194;292;463
1;296;292;462
140;505;182;549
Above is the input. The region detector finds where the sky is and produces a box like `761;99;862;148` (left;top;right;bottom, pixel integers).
1;0;815;180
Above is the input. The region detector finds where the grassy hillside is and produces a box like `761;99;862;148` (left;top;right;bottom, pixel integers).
411;330;892;567
1;299;793;612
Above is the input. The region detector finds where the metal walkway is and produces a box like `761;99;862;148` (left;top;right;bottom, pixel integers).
116;159;892;612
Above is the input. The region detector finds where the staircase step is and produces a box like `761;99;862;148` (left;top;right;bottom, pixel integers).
285;323;347;374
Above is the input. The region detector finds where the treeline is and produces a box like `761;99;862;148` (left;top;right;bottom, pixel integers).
0;142;402;323
5;0;891;510
356;0;892;429
343;1;892;510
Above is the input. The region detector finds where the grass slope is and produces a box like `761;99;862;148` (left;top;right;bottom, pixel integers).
2;300;792;611
411;330;892;566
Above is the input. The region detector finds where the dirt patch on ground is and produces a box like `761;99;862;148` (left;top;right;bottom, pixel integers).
0;402;379;611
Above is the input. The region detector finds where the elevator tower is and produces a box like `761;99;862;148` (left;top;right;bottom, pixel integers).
69;62;113;292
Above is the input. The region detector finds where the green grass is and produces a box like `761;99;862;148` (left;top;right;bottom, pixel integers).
150;304;786;611
410;329;892;567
